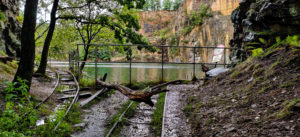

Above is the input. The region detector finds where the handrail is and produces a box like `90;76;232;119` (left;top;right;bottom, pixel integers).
76;43;238;49
54;71;80;131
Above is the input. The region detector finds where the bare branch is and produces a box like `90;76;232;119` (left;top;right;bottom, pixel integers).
35;26;50;41
36;20;48;30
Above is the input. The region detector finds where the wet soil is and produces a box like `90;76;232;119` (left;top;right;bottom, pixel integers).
73;91;128;137
162;84;198;137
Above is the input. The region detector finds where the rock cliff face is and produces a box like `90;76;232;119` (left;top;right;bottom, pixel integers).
230;0;300;63
139;0;239;64
0;0;21;57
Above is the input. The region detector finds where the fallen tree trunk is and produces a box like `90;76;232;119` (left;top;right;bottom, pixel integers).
96;80;183;106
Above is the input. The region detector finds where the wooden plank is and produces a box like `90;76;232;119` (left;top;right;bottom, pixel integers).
59;92;92;100
80;88;108;107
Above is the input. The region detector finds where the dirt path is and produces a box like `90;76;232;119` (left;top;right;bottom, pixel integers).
73;91;128;137
119;95;158;137
162;84;198;137
30;69;57;101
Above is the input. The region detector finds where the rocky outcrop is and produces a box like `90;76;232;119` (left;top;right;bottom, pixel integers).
139;0;239;64
230;0;300;63
0;0;21;57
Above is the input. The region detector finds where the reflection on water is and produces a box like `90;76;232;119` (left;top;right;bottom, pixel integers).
81;63;204;83
49;62;205;83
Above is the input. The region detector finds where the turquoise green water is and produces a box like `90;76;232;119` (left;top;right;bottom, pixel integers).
82;63;204;83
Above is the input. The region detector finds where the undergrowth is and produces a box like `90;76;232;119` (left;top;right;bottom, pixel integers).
0;78;82;136
151;92;166;136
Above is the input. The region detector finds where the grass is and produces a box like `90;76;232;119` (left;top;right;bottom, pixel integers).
38;104;52;116
106;100;139;136
183;104;193;114
125;80;162;90
79;77;96;88
151;92;166;136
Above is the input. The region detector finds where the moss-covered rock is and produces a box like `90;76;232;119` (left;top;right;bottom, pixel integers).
230;0;300;63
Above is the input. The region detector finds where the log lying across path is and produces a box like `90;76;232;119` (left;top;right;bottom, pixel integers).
96;80;184;106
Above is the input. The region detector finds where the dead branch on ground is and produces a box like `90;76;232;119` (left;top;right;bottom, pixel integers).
96;80;183;106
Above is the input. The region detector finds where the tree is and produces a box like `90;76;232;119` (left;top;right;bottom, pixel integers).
35;0;60;75
58;0;150;72
163;0;172;10
173;0;183;10
13;0;39;89
154;0;161;10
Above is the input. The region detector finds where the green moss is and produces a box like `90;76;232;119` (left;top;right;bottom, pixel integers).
0;62;15;75
280;82;295;89
258;85;274;94
252;67;264;77
230;71;242;78
269;58;281;70
271;99;300;119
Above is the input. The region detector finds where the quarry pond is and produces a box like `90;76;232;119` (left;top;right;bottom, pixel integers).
50;61;204;83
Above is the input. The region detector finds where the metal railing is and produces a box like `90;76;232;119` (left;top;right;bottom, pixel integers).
72;44;236;84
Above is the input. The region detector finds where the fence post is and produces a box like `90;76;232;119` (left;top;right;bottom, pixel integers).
224;48;226;68
76;44;80;81
193;47;196;80
95;46;98;83
129;47;132;85
161;46;164;82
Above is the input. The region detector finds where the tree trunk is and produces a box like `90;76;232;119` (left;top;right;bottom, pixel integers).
79;44;90;72
13;0;39;89
36;0;60;75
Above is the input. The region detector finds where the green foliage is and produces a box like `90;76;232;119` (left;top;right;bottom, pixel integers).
5;78;29;103
151;92;166;136
180;5;212;35
0;10;6;22
168;33;179;46
16;15;24;23
252;48;264;57
187;5;212;27
283;35;300;47
79;77;96;88
181;25;193;35
0;79;81;136
162;0;172;10
0;79;37;136
173;0;183;10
